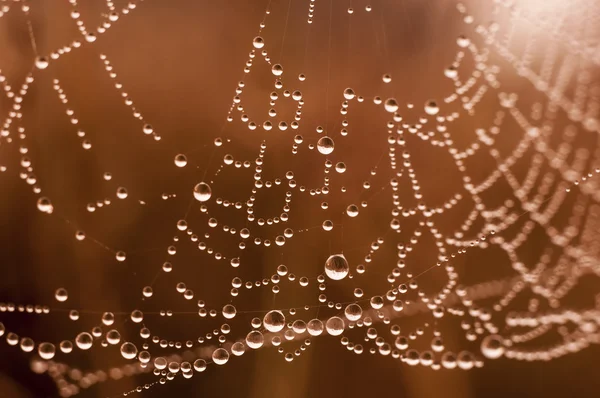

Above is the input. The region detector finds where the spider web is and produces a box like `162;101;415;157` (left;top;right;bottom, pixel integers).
0;0;600;397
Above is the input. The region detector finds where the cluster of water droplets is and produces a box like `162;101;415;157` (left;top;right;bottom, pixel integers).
1;0;600;396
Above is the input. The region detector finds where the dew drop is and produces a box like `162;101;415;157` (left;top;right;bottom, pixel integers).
324;254;349;280
35;56;49;70
325;316;345;336
271;64;283;76
335;162;346;173
37;197;53;214
307;319;324;336
120;342;138;360
246;330;264;349
54;288;68;302
346;204;359;217
481;334;505;359
20;337;34;352
317;136;335;155
154;357;167;370
130;309;144;323
75;332;93;350
212;347;229;365
193;182;212;202
222;304;237;319
59;340;73;354
344;303;363;321
424;100;439;115
343;88;355;100
253;36;265;49
384;98;399;113
263;310;285;332
115;251;127;262
101;312;115;326
107;330;121;345
116;187;128;199
231;342;246;356
193;359;207;372
174;154;188;167
38;342;56;360
142;124;154;135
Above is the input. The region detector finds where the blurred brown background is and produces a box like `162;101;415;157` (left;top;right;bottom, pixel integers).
1;0;599;397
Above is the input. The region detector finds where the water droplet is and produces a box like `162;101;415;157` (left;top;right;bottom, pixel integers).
20;337;34;352
343;88;355;100
193;359;207;372
246;330;264;349
231;342;246;356
317;136;335;155
143;124;154;135
35;56;49;70
271;64;283;76
59;340;73;353
384;98;399;113
38;342;56;360
325;316;345;336
346;204;359;217
424;100;439;115
107;330;121;345
444;66;458;78
37;197;53;214
85;32;97;43
481;334;505;359
154;357;167;370
116;187;128;199
130;310;144;323
253;36;265;49
54;288;68;302
116;251;127;262
457;35;470;48
222;304;237;319
307;319;324;336
344;303;363;321
335;162;346;173
263;310;285;332
324;254;349;280
101;312;115;326
75;332;93;350
174;154;188;167
120;342;138;360
212;347;229;365
193;182;212;202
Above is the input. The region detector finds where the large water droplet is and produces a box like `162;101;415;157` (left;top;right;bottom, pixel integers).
480;335;505;359
246;330;264;349
317;136;335;155
325;316;345;336
384;98;399;113
75;332;93;350
253;36;265;49
263;310;285;332
38;342;56;360
120;342;138;360
324;254;349;280
193;182;212;202
212;347;230;365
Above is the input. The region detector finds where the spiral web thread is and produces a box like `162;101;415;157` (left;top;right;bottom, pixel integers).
1;0;600;396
